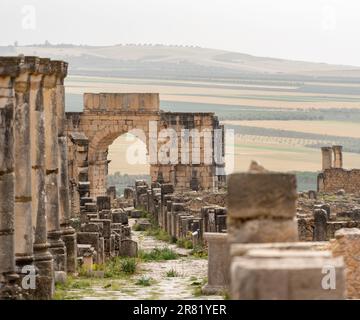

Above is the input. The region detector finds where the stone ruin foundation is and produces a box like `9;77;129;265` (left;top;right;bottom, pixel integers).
318;145;360;193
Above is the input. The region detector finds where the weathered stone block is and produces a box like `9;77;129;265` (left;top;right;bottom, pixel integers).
96;196;111;211
135;219;152;231
202;233;230;295
227;173;297;219
131;209;142;218
112;210;128;224
119;239;138;257
231;250;345;300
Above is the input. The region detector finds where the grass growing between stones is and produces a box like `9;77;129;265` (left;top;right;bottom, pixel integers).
137;210;172;243
190;245;208;259
119;258;138;274
78;257;138;279
54;276;95;300
144;227;172;242
190;277;208;297
176;238;194;249
165;268;180;277
135;276;153;286
133;212;207;256
56;276;92;290
222;291;230;300
138;247;178;261
132;223;143;231
101;257;137;277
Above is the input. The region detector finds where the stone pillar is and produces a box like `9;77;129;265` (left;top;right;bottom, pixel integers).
317;173;324;192
313;209;328;241
54;61;77;274
13;59;34;288
43;62;66;272
59;136;76;274
321;147;332;171
331;228;360;299
332;145;343;169
29;58;54;299
88;152;108;197
0;57;21;299
202;233;230;294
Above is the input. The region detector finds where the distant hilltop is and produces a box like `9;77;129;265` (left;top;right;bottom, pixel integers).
1;43;360;80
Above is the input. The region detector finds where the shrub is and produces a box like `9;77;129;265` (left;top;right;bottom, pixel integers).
136;276;152;286
120;258;137;274
132;223;142;231
104;257;137;277
166;268;179;277
190;245;208;259
177;238;193;249
139;247;178;261
145;228;171;242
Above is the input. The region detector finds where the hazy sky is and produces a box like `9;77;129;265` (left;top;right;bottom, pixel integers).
1;0;360;66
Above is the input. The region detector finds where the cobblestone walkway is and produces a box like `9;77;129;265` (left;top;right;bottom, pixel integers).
56;219;224;300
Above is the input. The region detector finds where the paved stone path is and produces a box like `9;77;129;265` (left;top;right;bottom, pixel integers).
57;219;224;300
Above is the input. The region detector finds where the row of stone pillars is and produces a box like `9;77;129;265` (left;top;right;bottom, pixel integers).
321;145;343;170
0;56;76;299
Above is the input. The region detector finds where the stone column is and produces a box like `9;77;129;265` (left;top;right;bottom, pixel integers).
202;233;230;294
29;58;54;299
43;62;66;273
88;150;108;197
313;209;328;241
13;58;34;286
0;57;21;299
332;145;343;169
54;61;77;274
321;147;332;171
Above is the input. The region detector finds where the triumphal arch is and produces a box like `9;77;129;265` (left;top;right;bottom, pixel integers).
65;92;225;212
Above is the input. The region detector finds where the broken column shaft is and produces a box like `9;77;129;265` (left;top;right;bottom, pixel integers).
332;145;343;169
321;147;333;171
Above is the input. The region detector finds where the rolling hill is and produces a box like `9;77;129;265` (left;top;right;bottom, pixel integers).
1;44;360;81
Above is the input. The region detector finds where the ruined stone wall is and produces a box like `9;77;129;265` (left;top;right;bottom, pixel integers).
318;168;360;194
150;112;225;191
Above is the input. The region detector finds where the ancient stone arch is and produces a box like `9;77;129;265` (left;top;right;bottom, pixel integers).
66;92;225;211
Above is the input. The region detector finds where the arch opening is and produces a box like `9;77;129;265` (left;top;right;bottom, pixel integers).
107;132;150;195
